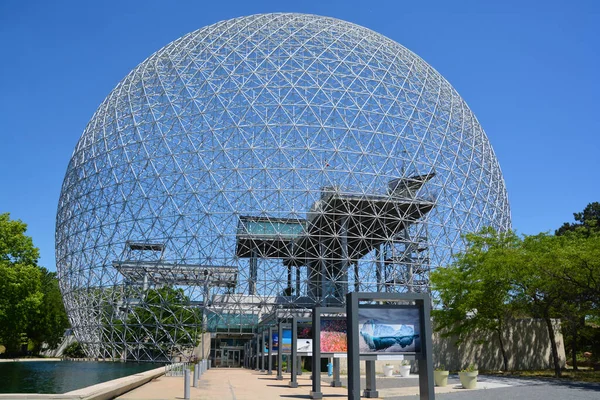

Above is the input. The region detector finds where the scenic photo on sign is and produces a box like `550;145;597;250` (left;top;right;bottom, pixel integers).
358;307;421;353
321;318;348;353
297;323;313;352
281;329;292;352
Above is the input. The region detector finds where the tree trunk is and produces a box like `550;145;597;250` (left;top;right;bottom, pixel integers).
496;327;509;371
571;322;578;371
544;313;562;377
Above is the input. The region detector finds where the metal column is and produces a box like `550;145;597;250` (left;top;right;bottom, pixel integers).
289;316;298;388
260;333;265;372
255;334;260;371
331;358;342;387
363;360;379;398
277;321;283;380
310;307;322;399
267;326;273;375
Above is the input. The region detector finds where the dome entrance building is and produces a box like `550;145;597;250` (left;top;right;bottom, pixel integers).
56;13;510;362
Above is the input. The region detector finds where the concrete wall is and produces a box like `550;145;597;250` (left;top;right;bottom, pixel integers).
433;318;566;371
193;332;211;360
337;318;566;374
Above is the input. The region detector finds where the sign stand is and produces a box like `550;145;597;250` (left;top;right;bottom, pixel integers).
277;321;284;380
363;360;378;398
332;358;342;387
289;316;299;388
310;309;322;399
255;334;260;371
260;332;266;372
346;292;435;400
267;326;273;374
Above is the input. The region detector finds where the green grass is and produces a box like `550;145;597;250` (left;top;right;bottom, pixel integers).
485;369;600;383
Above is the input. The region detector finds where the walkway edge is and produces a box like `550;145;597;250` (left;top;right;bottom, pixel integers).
0;365;166;400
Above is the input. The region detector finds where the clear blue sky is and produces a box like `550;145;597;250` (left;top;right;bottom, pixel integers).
1;0;598;271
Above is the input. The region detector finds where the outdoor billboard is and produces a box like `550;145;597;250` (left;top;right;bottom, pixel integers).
358;306;421;354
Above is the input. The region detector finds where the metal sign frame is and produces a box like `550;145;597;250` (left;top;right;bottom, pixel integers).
346;292;434;400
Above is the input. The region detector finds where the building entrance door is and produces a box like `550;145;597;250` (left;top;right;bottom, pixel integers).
228;349;240;367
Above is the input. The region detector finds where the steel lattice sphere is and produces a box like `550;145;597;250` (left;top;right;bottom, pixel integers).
56;13;510;361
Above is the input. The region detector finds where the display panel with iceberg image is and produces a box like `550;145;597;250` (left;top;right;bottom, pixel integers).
358;307;421;354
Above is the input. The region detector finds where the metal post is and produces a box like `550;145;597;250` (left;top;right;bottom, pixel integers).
255;334;260;370
277;321;283;380
250;250;257;295
340;215;349;302
363;360;379;398
296;266;301;296
332;358;342;387
261;333;266;372
268;327;273;375
184;368;190;400
193;363;198;387
376;245;383;292
310;307;322;399
418;297;435;400
347;292;360;400
289;316;298;388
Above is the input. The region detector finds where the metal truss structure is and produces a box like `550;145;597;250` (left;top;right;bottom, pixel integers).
56;13;511;362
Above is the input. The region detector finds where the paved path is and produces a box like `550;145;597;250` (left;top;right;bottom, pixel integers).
116;368;599;400
119;368;600;400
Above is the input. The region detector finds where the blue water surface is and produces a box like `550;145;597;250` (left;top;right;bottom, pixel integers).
0;361;161;394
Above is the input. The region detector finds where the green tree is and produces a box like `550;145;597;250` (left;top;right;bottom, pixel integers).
0;213;44;352
431;227;520;371
113;286;202;360
554;203;600;369
28;268;70;352
509;233;568;377
433;228;591;377
0;213;70;354
551;232;600;368
556;202;600;236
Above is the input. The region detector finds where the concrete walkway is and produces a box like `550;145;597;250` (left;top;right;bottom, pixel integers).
116;368;497;399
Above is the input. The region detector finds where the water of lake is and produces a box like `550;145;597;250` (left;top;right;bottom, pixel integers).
0;361;161;394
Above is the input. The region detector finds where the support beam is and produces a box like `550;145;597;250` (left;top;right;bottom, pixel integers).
289;317;298;388
310;307;322;399
267;327;273;375
363;360;379;398
331;358;342;387
277;322;283;380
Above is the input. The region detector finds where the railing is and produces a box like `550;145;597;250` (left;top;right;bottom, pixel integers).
164;362;193;376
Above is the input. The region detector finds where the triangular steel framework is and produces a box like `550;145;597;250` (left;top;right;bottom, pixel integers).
55;13;511;362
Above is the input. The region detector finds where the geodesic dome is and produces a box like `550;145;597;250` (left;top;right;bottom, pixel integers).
56;13;510;361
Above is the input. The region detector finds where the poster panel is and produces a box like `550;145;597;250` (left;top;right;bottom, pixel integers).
272;332;279;352
358;306;421;354
297;322;312;352
320;318;347;353
281;328;292;352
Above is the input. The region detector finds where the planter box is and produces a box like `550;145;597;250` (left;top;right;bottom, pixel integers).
434;370;449;387
459;371;478;389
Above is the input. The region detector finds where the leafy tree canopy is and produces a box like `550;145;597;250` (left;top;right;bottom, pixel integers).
0;213;69;354
556;202;600;236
